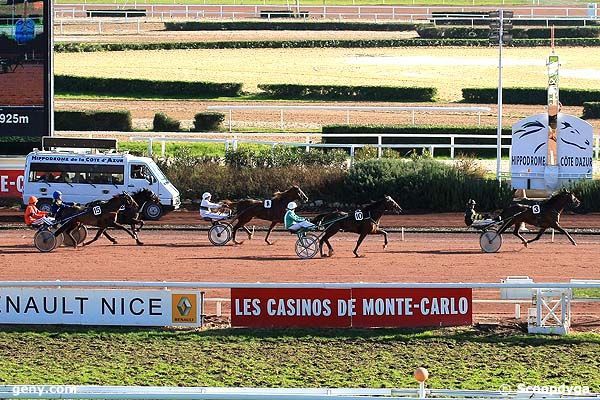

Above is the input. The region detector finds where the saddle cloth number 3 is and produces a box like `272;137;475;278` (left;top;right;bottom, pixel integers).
93;206;102;216
355;210;364;221
532;204;541;214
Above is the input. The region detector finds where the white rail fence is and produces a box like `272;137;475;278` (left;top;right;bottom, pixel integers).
52;4;598;23
205;105;492;131
0;386;598;400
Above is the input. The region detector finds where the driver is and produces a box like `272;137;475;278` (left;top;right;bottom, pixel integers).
24;196;54;227
199;192;230;221
284;202;315;232
464;199;499;228
50;191;76;221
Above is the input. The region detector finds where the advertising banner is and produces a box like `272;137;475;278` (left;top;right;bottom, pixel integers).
0;0;51;138
231;288;472;328
0;288;203;327
556;114;593;177
0;169;24;197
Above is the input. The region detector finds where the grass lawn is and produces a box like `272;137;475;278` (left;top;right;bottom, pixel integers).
0;327;599;389
54;47;600;102
119;140;271;156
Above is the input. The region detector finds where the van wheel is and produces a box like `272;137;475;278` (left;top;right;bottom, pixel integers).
143;202;163;220
37;199;53;213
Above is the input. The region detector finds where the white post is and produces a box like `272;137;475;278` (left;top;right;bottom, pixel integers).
148;138;153;156
496;9;504;183
450;136;455;159
377;136;382;158
161;136;166;157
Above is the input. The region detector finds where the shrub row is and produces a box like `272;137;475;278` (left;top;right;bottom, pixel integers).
462;87;600;106
223;146;348;169
321;125;511;158
582;102;600;119
0;136;42;155
417;26;600;39
344;158;513;211
54;38;600;53
55;111;133;131
159;152;513;211
54;75;243;98
258;84;436;102
164;21;418;31
570;179;600;213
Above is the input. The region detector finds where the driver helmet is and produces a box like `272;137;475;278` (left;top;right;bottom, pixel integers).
53;191;62;200
202;192;211;200
28;196;38;205
467;199;476;207
287;201;297;210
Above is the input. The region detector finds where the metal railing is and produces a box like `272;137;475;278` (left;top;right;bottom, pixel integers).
205;105;492;131
52;4;598;23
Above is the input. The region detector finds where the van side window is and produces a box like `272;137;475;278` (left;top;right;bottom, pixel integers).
131;164;153;181
28;163;124;185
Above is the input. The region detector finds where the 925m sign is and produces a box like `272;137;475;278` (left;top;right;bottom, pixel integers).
0;107;46;136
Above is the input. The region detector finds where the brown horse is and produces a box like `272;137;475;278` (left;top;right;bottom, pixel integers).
56;193;141;247
313;195;403;258
226;185;309;245
498;189;580;247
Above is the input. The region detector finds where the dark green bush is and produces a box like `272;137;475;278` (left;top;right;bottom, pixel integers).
258;84;436;102
322;125;511;158
193;112;225;132
153;113;181;132
343;158;513;211
0;136;42;155
54;75;243;98
54;110;132;131
417;26;600;39
53;38;600;53
462;87;600;106
570;179;600;213
224;146;347;169
164;21;418;31
583;102;600;119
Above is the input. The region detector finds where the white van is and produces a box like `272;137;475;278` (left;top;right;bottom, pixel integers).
23;148;180;220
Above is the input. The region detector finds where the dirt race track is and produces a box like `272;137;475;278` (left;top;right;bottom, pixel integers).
1;225;599;330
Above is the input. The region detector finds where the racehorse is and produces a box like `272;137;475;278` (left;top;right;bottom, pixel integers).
225;185;309;245
56;193;141;247
312;195;403;258
498;189;580;247
87;188;160;245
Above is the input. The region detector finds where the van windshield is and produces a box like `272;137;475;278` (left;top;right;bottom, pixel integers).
146;160;168;183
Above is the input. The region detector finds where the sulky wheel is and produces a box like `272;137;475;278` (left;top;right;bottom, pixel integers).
34;229;57;253
295;233;320;259
479;231;503;253
63;225;88;247
208;223;232;246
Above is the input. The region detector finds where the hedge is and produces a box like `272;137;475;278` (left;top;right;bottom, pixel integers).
54;75;243;98
193;112;225;132
343;158;513;211
582;102;600;119
258;84;436;102
0;136;42;155
153;113;181;132
462;88;600;106
54;38;600;53
321;125;511;158
55;111;133;131
417;26;600;39
164;21;418;31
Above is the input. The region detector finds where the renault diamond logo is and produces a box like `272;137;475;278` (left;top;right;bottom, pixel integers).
177;297;192;316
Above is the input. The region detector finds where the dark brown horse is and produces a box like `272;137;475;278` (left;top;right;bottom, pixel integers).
313;195;403;258
498;189;580;247
225;185;309;245
56;193;141;247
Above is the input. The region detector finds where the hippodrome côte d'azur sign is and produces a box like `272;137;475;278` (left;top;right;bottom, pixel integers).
0;288;202;327
231;288;472;328
511;113;593;190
